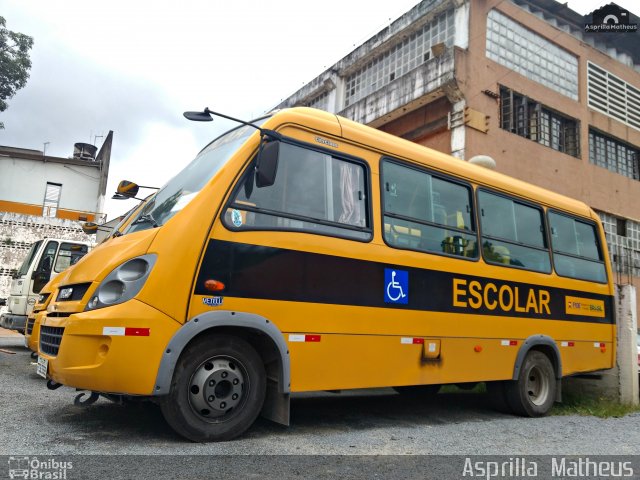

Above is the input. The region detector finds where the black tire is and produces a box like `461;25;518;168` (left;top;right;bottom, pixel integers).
504;350;556;417
160;334;266;442
393;384;441;396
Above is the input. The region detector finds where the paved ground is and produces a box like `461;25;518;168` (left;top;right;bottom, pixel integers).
1;333;639;478
0;326;21;337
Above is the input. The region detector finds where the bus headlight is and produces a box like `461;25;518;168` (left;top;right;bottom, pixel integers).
85;254;157;311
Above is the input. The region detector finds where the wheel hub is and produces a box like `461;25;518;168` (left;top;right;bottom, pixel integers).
189;358;245;418
526;365;549;406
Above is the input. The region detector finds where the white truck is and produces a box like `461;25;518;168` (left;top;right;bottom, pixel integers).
0;238;90;333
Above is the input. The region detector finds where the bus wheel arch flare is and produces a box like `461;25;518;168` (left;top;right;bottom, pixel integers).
35;106;615;442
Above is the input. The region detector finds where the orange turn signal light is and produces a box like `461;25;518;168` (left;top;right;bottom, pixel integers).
474;345;483;353
204;279;225;292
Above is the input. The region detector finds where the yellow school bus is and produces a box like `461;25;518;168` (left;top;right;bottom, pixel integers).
38;107;614;441
24;274;62;354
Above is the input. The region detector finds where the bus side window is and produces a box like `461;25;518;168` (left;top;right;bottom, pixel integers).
548;212;606;282
225;142;371;241
478;190;550;273
381;159;477;259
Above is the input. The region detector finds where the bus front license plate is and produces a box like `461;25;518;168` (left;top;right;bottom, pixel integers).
36;356;48;378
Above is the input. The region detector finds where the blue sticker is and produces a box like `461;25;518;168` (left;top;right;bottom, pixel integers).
203;297;223;307
384;268;408;304
231;209;243;227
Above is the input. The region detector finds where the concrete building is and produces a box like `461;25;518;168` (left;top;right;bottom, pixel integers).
277;0;640;315
0;133;113;308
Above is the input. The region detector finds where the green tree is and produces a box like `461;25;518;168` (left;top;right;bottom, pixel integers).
0;16;33;129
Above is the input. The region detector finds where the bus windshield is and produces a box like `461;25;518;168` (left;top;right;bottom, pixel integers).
16;241;42;277
124;119;266;234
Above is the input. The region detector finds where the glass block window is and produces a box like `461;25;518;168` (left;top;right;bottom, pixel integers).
344;9;454;107
500;87;580;157
588;129;640;180
486;10;578;100
587;62;640;131
598;211;640;278
305;91;330;111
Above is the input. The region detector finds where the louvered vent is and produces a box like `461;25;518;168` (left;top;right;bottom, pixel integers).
588;62;640;131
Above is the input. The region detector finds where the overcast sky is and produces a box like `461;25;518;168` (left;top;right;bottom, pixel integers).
1;0;637;220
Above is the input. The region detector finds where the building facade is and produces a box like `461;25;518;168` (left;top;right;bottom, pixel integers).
277;0;640;313
0;133;113;309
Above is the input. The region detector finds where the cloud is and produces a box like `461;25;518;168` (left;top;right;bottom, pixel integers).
0;0;429;219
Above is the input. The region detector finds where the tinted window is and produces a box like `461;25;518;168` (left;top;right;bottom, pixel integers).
478;191;550;273
227;142;370;240
549;212;606;282
382;160;477;258
16;241;42;277
54;243;89;273
37;241;58;273
126;120;266;234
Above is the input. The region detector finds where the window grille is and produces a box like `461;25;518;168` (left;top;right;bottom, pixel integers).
305;91;330;111
344;9;454;107
499;87;580;157
588;129;640;181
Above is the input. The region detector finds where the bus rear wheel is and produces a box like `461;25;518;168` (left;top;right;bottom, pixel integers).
505;350;556;417
160;334;266;442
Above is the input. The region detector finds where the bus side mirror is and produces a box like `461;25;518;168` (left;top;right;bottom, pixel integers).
117;180;140;199
255;140;279;188
82;222;99;235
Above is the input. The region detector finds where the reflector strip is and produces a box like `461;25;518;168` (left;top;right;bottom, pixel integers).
102;327;150;336
561;341;575;347
103;327;125;336
400;337;424;344
288;334;321;342
501;340;518;346
125;327;150;336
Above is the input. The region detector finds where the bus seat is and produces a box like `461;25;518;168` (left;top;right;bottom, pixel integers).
492;245;511;265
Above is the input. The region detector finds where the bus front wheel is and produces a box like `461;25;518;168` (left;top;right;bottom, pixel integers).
160;334;266;442
505;350;556;417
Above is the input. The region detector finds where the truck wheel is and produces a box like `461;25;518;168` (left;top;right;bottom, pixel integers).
160;334;266;442
505;350;556;417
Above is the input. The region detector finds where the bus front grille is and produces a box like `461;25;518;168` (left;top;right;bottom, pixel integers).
26;318;35;335
40;326;64;356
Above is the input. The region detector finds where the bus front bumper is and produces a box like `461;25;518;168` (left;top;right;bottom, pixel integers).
39;300;180;395
0;313;27;332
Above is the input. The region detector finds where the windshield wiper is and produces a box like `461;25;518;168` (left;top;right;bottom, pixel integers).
132;213;159;228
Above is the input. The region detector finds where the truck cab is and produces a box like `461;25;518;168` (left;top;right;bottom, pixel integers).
0;239;90;333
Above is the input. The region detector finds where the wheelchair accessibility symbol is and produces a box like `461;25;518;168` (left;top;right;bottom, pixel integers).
384;268;408;304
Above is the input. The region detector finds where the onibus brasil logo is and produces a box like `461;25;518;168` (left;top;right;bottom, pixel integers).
8;457;73;479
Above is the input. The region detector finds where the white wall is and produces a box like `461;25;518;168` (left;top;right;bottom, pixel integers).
0;157;101;214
